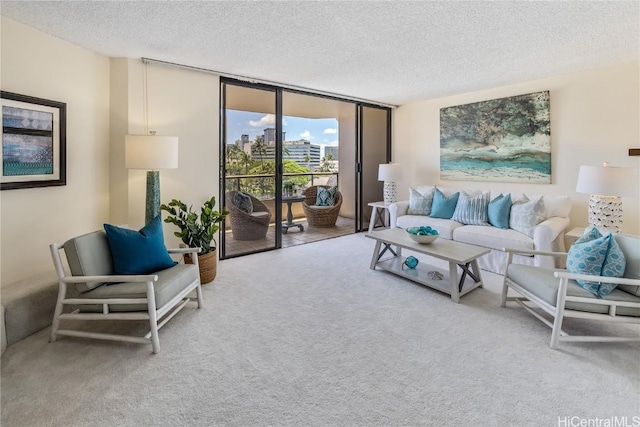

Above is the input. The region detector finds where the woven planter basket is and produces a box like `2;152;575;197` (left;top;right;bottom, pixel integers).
185;248;218;284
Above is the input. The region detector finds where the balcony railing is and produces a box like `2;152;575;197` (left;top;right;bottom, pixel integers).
225;172;338;200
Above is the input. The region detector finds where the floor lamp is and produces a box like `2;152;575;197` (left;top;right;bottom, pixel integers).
126;134;178;225
575;162;636;233
378;163;402;204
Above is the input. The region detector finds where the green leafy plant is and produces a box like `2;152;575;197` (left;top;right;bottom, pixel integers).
160;196;228;255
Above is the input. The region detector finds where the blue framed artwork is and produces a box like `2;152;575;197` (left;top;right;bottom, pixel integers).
1;91;66;190
440;91;551;184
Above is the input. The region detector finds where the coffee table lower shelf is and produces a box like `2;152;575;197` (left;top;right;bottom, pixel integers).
374;257;483;300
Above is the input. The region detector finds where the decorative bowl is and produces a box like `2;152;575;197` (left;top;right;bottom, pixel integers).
406;226;439;244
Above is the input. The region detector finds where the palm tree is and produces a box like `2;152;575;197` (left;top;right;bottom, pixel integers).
251;136;267;170
239;151;252;174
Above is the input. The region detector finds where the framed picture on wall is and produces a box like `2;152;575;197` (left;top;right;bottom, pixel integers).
440;91;551;184
1;91;66;190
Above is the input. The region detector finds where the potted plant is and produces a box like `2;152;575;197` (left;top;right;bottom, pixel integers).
160;196;228;284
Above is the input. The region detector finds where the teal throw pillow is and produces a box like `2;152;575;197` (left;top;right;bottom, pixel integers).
232;191;253;214
104;216;177;275
407;187;433;215
451;191;489;225
488;194;512;229
316;186;337;206
566;227;626;297
429;188;460;219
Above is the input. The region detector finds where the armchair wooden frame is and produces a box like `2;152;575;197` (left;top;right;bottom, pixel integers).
50;245;202;354
500;248;640;349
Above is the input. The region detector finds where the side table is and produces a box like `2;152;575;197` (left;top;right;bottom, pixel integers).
565;227;585;248
282;195;305;233
368;201;391;232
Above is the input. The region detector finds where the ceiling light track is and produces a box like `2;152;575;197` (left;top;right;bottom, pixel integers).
141;57;397;109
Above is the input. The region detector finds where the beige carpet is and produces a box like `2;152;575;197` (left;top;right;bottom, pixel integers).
1;232;639;426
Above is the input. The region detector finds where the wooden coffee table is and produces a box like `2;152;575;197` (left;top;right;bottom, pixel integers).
366;228;490;303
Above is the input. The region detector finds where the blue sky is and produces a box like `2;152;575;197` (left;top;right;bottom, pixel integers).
226;110;339;148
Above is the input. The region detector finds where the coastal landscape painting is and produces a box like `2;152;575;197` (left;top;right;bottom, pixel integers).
440;91;551;183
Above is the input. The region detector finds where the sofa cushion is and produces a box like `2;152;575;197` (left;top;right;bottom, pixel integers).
407;187;433;215
429;188;460;219
488;194;512;229
506;264;640;317
509;196;546;238
454;225;533;252
80;264;199;312
104;217;177;276
542;195;571;218
566;227;626;297
396;216;463;240
451;191;489;225
63;230;115;292
615;234;640;296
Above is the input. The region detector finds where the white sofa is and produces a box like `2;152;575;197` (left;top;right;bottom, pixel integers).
388;186;572;274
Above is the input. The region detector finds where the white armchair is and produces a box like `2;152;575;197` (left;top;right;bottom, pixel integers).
500;233;640;349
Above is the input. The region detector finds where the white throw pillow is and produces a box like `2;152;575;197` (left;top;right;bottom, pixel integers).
407;187;433;215
509;196;546;237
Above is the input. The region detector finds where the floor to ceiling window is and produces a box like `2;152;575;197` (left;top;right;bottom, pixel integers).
220;79;391;259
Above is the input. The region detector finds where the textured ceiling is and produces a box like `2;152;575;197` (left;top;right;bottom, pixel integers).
1;1;638;106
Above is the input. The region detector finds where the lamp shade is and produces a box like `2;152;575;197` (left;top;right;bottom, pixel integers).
576;164;636;197
378;163;402;182
125;135;179;170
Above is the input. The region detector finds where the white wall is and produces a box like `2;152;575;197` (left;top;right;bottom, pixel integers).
114;59;220;246
0;18;110;286
393;61;640;235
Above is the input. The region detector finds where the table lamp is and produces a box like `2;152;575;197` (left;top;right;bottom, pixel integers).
378;163;402;204
126;133;178;224
575;162;636;233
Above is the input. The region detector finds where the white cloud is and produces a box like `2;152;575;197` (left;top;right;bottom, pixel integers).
323;128;337;134
249;114;276;127
300;130;312;140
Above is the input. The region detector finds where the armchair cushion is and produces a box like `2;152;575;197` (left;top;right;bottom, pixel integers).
63;230;115;292
506;264;640;317
232;191;253;214
80;264;199;312
316;186;338;206
104;217;177;276
566;227;626;297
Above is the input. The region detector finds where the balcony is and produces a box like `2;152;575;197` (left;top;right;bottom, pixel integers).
223;172;355;257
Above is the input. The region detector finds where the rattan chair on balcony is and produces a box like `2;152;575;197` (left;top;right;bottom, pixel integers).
302;185;343;228
226;191;272;241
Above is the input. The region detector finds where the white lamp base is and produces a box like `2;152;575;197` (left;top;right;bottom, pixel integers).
588;194;622;233
383;182;397;204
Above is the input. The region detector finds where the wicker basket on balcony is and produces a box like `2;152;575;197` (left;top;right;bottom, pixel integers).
302;185;342;228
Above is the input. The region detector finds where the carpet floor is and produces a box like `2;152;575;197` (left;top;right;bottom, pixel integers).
1;233;639;426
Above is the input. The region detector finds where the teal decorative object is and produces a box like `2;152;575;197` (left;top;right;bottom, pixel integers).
406;226;439;244
403;256;419;269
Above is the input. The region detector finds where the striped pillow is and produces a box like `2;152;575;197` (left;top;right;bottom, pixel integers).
451;191;490;225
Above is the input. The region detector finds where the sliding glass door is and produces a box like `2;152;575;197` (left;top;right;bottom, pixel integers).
220;79;391;259
359;105;391;231
221;83;279;257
